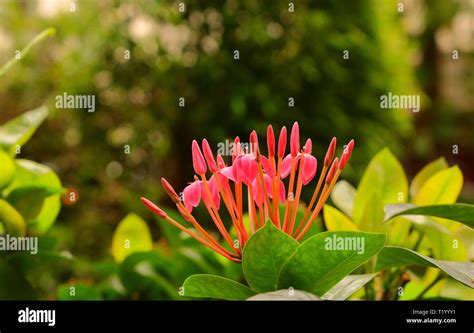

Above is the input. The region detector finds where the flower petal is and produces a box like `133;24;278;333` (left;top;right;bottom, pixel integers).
239;154;258;185
183;180;202;212
302;154;317;185
281;154;297;178
260;155;275;178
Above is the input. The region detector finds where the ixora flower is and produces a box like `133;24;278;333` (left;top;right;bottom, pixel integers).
141;122;354;263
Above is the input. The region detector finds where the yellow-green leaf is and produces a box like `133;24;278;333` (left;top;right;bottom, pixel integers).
323;205;359;231
112;213;153;263
410;157;448;198
353;148;408;225
0;199;26;236
0;150;15;189
414;166;463;205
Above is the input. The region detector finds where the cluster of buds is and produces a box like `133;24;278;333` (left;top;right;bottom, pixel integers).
141;122;354;262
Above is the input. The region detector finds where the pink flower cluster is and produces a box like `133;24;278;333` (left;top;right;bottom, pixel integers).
142;122;354;262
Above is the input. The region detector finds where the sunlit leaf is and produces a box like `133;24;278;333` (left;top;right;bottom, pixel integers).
112;214;153;263
330;180;356;218
0;199;26;236
353;148;408;225
323;205;359;231
410;157;448;198
0;150;15;188
414;166;462;205
0;106;48;154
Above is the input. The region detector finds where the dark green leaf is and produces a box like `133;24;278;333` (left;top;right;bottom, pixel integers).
384;203;474;229
0;258;36;299
183;274;256;300
278;231;386;296
242;221;299;292
376;246;474;288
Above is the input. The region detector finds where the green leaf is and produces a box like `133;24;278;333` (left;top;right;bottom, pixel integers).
183;274;256;300
376;246;474;288
323;205;359;231
242;221;299;292
0;258;36;299
119;252;180;299
384;203;474;229
321;274;376;300
6;186;62;222
353;148;408;225
4;159;63;233
0;150;15;188
247;289;319;300
278;231;386;296
414;166;463;205
358;192;385;232
112;214;153;263
0;199;26;236
0;106;48;153
330;180;356;218
410;157;448;198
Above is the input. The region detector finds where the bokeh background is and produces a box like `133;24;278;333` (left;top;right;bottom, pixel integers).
0;0;473;297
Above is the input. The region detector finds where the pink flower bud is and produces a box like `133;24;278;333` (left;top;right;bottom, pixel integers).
141;197;167;218
267;125;275;158
192;140;207;175
290;122;300;157
161;177;180;203
324;137;337;167
202;139;218;173
278;126;287;158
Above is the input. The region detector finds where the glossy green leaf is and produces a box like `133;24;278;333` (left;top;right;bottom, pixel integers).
278;231;386;296
112;214;153;263
0;199;26;236
242;221;299;292
323;205;359;231
410;157;448;198
0;150;15;188
0;106;48;154
353;148;408;225
321;274;376;300
330;180;356;218
376;246;474;288
385;203;474;229
247;289;319;300
414;166;462;205
183;274;256;300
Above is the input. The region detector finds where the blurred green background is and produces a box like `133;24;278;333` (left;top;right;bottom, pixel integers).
0;0;472;298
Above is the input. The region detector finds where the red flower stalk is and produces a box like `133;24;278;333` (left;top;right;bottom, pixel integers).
141;122;354;262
